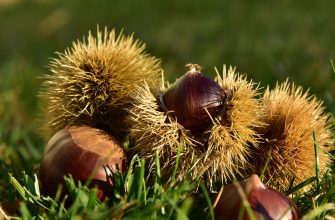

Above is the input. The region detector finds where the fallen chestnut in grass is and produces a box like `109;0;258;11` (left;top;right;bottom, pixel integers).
159;64;230;134
214;174;299;220
39;125;128;200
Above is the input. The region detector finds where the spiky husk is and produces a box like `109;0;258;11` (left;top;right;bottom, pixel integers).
250;80;334;191
206;66;264;184
127;66;263;188
39;27;162;139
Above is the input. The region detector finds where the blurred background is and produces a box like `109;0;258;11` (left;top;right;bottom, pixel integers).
0;0;335;208
1;0;335;150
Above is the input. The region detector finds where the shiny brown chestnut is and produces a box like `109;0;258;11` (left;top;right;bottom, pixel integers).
214;174;299;220
159;64;230;134
39;126;127;200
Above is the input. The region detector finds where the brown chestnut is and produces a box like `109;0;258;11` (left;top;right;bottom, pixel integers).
214;174;299;220
1;199;20;216
39;126;127;200
159;64;230;134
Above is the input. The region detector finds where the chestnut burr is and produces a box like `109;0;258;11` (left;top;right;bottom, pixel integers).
128;65;263;187
250;81;334;191
39;28;162;141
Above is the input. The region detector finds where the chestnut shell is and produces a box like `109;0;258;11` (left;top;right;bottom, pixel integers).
161;67;229;133
39;126;127;200
214;175;299;220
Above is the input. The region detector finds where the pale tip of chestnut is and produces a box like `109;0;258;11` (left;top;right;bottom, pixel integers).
214;174;299;220
185;63;203;73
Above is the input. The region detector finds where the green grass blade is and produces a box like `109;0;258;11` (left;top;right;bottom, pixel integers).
199;181;215;220
233;181;256;220
19;203;32;220
127;158;145;202
287;176;295;193
33;174;40;199
87;188;99;210
301;203;335;220
9;173;27;200
260;147;272;181
313;129;320;192
176;197;193;220
153;151;162;202
171;145;182;184
286;176;316;195
137;159;145;202
125;154;140;191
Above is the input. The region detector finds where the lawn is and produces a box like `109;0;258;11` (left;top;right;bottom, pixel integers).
0;0;335;219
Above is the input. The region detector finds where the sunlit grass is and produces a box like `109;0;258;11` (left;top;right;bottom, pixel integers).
1;1;335;219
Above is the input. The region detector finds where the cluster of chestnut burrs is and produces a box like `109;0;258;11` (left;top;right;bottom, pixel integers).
38;27;334;219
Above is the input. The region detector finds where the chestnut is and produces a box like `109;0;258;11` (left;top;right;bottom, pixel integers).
128;65;264;187
159;64;230;134
39;125;127;200
214;174;299;220
1;199;20;216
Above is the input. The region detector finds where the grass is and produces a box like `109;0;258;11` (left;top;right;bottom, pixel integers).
0;99;334;219
1;134;334;219
1;0;335;219
1;152;203;219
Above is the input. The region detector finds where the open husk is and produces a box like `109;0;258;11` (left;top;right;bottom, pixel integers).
127;65;264;188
